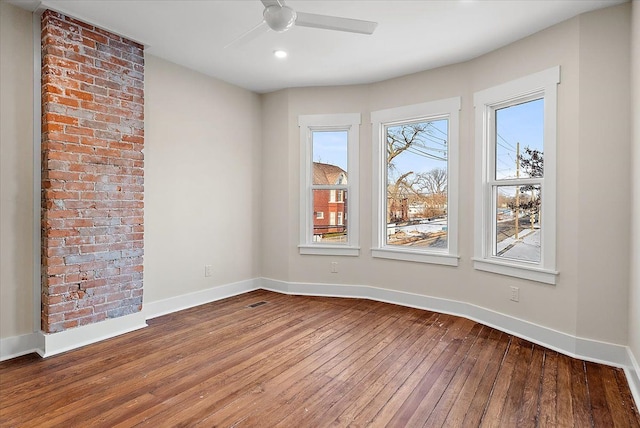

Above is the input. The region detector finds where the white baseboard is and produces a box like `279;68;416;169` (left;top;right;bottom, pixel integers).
38;311;147;358
626;348;640;411
143;278;261;319
0;332;43;361
261;278;633;369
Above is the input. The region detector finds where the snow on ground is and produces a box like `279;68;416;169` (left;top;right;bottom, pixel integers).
390;219;448;236
496;228;540;262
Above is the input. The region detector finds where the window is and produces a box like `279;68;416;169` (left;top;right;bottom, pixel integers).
371;97;460;265
316;212;324;219
473;67;559;284
299;113;360;256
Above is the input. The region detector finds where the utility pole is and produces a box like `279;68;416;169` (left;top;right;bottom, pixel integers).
515;142;520;240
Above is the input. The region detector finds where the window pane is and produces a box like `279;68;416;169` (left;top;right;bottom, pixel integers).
312;131;348;185
312;189;347;243
385;119;448;249
495;98;544;180
495;185;541;263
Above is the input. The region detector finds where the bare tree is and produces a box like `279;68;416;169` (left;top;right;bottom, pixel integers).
416;168;447;195
387;123;446;170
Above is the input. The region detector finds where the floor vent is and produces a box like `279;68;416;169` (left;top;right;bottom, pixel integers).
248;301;268;308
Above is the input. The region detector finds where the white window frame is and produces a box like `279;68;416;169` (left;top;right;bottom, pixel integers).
316;211;324;220
473;67;560;284
299;113;360;256
371;97;460;266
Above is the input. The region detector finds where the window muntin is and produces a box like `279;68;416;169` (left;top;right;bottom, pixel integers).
385;118;449;250
371;97;460;266
473;66;559;284
299;113;360;256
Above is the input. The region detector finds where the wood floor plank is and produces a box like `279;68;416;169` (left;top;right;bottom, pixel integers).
424;324;491;427
114;300;372;426
585;361;616;427
328;311;441;426
346;313;459;427
516;344;545;427
555;353;576;428
8;298;324;426
457;331;511;427
439;328;505;427
276;310;434;427
1;290;638;427
537;350;559;428
570;358;594;428
366;317;477;427
229;310;404;426
0;290;291;410
478;336;522;428
138;299;402;426
390;322;484;427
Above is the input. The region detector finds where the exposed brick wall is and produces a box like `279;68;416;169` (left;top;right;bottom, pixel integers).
40;10;144;333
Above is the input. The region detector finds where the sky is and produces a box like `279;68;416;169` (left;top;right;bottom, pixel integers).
312;131;348;171
311;98;543;184
495;98;544;180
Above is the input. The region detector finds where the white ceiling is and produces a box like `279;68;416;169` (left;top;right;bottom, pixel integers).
11;0;626;93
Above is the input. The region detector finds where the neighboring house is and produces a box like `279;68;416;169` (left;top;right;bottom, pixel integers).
313;162;347;238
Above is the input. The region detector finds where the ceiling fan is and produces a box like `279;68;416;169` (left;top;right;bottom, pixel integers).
226;0;378;48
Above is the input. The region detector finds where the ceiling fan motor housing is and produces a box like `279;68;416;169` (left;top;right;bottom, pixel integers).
264;5;297;32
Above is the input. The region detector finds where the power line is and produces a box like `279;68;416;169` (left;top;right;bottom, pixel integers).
497;133;516;151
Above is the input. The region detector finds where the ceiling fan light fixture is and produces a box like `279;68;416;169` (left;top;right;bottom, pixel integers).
264;5;297;32
273;49;288;59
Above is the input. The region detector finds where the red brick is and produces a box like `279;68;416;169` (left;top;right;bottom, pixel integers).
47;151;80;162
65;88;94;101
42;10;144;334
45;264;80;276
80;28;109;45
65;125;94;137
64;308;94;320
44;112;78;125
43;93;80;108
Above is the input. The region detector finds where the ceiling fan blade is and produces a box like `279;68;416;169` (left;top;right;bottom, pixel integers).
224;21;270;49
261;0;283;8
295;12;377;35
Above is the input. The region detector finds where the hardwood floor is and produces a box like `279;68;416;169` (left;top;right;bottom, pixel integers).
1;290;639;427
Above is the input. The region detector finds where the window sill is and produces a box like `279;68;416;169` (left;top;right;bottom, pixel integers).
372;248;459;266
299;245;360;256
472;257;558;285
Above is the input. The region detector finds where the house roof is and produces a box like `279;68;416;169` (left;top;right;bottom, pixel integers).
313;162;347;186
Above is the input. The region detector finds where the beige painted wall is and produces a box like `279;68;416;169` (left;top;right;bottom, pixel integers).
0;2;35;338
260;90;291;280
143;55;262;304
630;0;640;366
576;4;631;344
261;3;632;345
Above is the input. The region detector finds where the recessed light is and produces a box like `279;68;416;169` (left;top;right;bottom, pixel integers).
274;50;288;59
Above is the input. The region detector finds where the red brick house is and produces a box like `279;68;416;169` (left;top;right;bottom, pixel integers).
313;162;347;238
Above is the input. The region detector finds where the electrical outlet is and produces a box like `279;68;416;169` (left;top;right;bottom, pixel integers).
205;265;213;277
331;261;338;273
510;286;519;302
